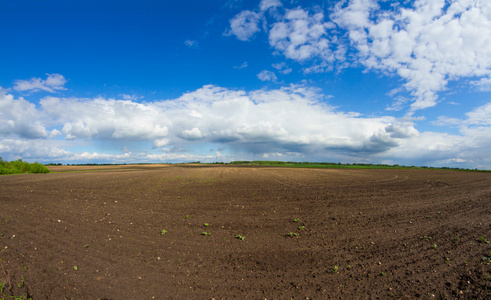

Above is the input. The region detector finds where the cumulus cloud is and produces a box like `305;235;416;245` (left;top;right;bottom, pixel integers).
257;70;278;81
269;8;337;63
260;0;282;12
157;84;417;155
331;0;491;111
408;102;491;168
383;125;491;169
0;89;48;138
2;83;490;168
226;10;262;41
229;0;491;112
13;74;67;93
0;139;72;161
29;84;416;156
40;96;169;140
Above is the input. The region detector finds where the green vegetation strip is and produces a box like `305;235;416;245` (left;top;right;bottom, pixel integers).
0;157;50;175
228;161;489;171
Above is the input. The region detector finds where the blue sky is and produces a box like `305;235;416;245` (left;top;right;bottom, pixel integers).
1;0;491;169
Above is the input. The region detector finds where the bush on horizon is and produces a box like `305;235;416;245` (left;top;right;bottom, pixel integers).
0;157;50;174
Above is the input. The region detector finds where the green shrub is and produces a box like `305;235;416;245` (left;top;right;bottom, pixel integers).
9;159;31;173
0;166;14;174
29;162;50;174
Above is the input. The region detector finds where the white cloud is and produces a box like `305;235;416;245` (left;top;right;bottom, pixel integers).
13;74;67;93
40;96;169;140
121;94;143;101
269;8;335;62
181;127;203;140
1;83;490;168
260;0;282;12
234;61;249;69
226;10;262;41
465;102;491;125
229;1;491;113
383;125;491;169
31;84;415;156
411;102;491;168
437;102;491;127
331;0;491;112
0;139;72;161
153;138;170;148
163;84;415;155
257;70;278;81
0;89;48;138
272;62;292;74
0;138;219;163
184;39;198;48
470;77;491;92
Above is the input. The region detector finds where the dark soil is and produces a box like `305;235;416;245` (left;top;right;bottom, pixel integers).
1;165;490;299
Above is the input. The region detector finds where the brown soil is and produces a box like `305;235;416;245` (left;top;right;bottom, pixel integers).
1;165;490;299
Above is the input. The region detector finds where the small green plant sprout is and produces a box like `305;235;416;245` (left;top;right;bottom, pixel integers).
17;276;25;288
201;231;211;236
184;214;189;219
453;236;461;242
235;234;245;240
73;266;78;271
432;243;438;249
298;225;305;230
293;218;299;222
287;232;299;237
478;235;490;244
204;223;209;227
84;244;89;248
331;266;339;273
160;229;168;235
380;272;387;276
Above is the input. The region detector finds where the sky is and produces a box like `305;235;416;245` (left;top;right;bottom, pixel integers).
1;0;491;169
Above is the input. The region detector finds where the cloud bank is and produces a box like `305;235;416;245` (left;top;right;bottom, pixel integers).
2;82;490;168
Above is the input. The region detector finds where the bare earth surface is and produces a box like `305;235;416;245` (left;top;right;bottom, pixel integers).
1;165;490;299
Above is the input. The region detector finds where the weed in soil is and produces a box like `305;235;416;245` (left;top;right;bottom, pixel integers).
478;235;490;244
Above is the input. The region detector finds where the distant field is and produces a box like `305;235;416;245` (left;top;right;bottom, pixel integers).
1;164;490;299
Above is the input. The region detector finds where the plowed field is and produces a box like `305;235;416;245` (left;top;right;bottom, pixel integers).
1;165;490;299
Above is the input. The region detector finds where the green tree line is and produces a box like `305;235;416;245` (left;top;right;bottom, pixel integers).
0;157;50;175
